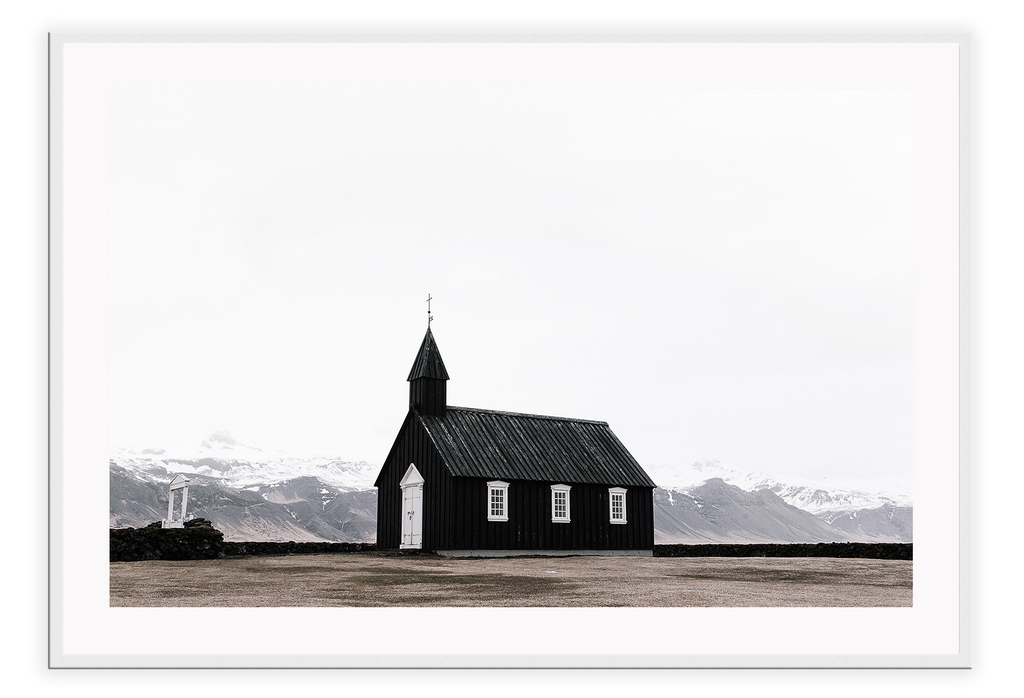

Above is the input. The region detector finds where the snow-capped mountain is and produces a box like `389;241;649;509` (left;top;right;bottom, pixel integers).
110;431;380;542
646;459;911;517
112;430;380;492
654;478;860;544
646;460;912;543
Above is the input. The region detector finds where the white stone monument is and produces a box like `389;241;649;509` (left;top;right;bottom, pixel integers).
162;474;191;528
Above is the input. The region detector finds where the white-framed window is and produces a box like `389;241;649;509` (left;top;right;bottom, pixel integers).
551;483;571;523
487;480;509;522
609;487;627;524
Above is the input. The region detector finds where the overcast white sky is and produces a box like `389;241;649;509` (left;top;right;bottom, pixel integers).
110;85;913;483
109;85;912;488
54;32;966;667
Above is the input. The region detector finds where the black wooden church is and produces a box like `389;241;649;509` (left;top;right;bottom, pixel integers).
374;325;656;556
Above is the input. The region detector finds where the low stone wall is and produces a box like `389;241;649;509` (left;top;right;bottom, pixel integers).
110;521;377;561
112;526;909;562
653;542;912;560
110;519;226;561
222;541;376;557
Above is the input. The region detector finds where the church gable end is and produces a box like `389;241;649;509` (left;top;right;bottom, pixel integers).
373;411;451;550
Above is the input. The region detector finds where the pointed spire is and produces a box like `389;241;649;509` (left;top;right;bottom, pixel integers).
407;326;449;417
407;326;450;382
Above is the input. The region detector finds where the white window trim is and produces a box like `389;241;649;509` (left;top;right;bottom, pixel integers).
551;483;572;523
609;487;628;524
487;480;509;522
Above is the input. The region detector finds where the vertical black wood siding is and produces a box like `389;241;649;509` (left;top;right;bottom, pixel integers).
409;378;446;418
376;415;452;550
447;478;654;551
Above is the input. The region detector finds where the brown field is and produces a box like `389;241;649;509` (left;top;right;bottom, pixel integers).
109;552;912;607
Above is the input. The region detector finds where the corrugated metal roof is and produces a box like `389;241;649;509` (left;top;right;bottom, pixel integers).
418;406;656;488
407;327;450;381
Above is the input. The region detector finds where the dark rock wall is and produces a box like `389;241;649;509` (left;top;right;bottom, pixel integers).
221;541;376;556
653;542;912;560
112;525;908;562
109;519;226;561
110;520;378;561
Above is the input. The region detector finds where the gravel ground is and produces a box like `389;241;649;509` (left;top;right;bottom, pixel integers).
109;553;912;607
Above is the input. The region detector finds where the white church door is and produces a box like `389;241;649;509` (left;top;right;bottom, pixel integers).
400;463;424;549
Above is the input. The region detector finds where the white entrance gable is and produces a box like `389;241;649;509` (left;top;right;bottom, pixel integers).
400;463;424;549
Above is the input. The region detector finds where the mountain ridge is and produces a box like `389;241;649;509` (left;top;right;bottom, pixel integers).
110;434;911;544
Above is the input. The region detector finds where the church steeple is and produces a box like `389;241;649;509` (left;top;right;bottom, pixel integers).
408;326;449;417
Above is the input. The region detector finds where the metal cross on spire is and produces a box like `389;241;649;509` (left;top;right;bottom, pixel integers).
426;293;433;326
